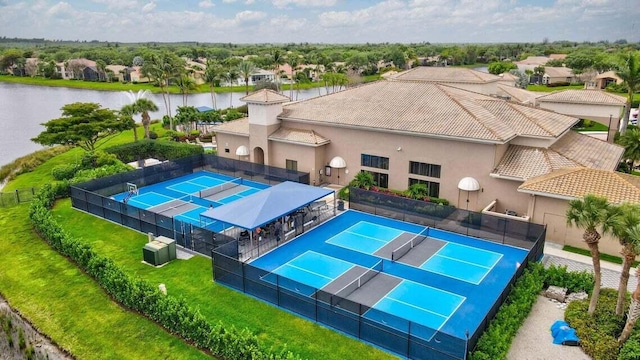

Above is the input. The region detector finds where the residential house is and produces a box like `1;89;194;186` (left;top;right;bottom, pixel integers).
514;56;550;72
129;66;150;83
224;68;276;87
105;65;131;82
63;58;97;80
542;67;576;85
584;71;624;90
213;67;630;254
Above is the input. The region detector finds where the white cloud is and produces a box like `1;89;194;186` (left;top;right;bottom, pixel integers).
91;0;138;10
142;1;155;13
272;0;337;8
47;2;75;17
198;0;215;8
235;10;266;22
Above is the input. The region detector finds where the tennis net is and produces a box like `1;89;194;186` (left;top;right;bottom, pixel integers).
391;229;428;262
154;194;194;214
331;260;383;305
199;177;243;199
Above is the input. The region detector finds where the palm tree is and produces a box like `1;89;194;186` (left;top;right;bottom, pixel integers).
176;73;197;106
611;204;640;315
204;59;222;109
141;52;184;129
406;183;429;200
618;225;640;344
618;127;640;171
269;49;285;92
123;90;158;139
119;104;138;142
225;68;239;108
237;60;256;95
566;194;616;314
616;51;640;134
349;171;375;190
286;53;301;100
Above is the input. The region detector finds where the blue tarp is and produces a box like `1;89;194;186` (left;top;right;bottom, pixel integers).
551;320;580;346
200;181;333;230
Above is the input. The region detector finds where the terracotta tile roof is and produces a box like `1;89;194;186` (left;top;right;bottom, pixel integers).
212;117;249;136
240;89;290;104
537;89;627;105
549;54;568;60
268;127;330;146
496;84;543;104
491;131;623;180
515;56;550;66
549;131;624;169
543;67;574;78
387;67;501;84
280;81;581;143
518;168;640;204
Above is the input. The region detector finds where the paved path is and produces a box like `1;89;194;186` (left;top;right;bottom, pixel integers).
543;243;637;292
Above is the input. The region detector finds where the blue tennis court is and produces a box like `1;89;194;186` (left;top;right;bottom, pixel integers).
113;171;269;231
250;210;529;347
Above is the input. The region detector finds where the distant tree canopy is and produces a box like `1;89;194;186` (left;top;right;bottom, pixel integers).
32;102;132;152
487;61;517;75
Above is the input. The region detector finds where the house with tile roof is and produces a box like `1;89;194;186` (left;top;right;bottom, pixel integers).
213;67;633;254
542;66;576;85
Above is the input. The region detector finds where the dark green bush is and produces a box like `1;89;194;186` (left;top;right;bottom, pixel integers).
80;151;121;169
469;262;545;360
565;289;624;360
52;164;79;180
148;131;158;140
29;184;300;360
544;264;594;294
72;163;132;183
619;328;640;360
105;140;203;163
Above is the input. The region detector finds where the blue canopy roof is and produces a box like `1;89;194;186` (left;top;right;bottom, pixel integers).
196;106;214;112
200;181;333;230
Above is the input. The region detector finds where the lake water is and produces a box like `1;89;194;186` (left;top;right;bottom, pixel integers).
0;83;329;167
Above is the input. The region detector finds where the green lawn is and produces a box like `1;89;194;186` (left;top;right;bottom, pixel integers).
0;205;210;360
50;197;392;360
2;125;394;359
573;120;609;132
527;84;585;92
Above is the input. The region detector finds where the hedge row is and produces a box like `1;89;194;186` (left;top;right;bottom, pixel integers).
28;183;301;360
105;139;203;163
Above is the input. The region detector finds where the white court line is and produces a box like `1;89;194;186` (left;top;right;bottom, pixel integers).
343;230;389;244
434;254;494;269
383;296;449;319
269;250;352;283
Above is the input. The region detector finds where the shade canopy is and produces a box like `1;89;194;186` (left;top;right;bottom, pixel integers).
457;177;481;191
200;181;334;231
196;106;214;112
329;156;346;169
235;145;249;156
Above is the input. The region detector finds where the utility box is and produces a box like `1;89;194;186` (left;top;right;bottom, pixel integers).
155;236;177;261
143;240;169;266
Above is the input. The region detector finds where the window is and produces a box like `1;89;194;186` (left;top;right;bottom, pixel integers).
361;154;389;170
286;159;298;172
409;161;441;178
224;148;230;153
365;170;389;188
408;178;440;198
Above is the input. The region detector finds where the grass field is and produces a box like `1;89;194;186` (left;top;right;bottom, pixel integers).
1;126;394;359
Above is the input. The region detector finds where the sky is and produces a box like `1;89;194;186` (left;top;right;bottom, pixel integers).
1;0;639;44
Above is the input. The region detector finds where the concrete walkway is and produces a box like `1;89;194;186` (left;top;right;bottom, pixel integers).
543;242;637;292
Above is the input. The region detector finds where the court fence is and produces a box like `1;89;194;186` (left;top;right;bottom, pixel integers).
212;242;468;360
347;186;546;354
0;187;39;207
70;154;310;257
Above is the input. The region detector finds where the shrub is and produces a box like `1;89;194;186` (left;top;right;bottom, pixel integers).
148;131;158;140
543;264;594;294
105;140;203;163
80;151;120;169
565;289;624;360
29;184;300;360
338;186;349;200
619;329;640;360
469;262;545;360
52;164;79;180
547;81;571;87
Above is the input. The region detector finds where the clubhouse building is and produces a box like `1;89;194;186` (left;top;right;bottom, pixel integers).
213;67;639;255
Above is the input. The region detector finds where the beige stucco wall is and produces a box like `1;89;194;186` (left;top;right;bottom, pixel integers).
538;102;623;129
278;120;531;213
269;141;323;184
528;195;622;256
215;133;249;159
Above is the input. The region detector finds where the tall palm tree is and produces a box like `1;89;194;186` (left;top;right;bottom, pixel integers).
142;52;184;129
618;127;640;171
269;49;285;92
176;73;197;106
237;60;256;95
611;204;640;315
618;225;640;344
119;104;138;142
286;53;301;100
204;59;222;110
566;194;616;314
616;51;640;134
225;67;239;108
